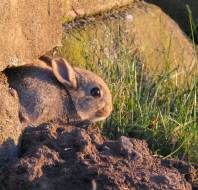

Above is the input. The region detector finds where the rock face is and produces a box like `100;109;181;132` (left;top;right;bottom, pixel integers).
145;0;198;37
57;2;197;87
0;0;62;71
0;74;21;163
62;0;135;22
2;124;194;190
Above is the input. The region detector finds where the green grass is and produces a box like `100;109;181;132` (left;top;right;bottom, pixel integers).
67;35;198;164
88;53;198;164
56;8;198;165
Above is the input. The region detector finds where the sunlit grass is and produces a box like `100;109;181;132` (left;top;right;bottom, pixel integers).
60;32;198;164
90;51;198;163
56;15;198;165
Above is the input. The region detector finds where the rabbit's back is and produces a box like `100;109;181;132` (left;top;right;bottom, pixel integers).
5;65;77;125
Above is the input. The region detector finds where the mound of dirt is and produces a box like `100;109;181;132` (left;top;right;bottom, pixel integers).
1;123;196;190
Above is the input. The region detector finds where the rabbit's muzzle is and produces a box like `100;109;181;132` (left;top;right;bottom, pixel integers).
94;103;113;122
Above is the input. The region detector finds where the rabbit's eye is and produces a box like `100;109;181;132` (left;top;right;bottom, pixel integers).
90;87;101;98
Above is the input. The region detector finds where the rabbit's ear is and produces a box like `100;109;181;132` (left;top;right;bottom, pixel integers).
52;58;77;89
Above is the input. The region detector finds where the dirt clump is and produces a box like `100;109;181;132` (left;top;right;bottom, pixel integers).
3;123;195;190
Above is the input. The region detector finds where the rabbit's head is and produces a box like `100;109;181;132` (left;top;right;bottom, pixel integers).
52;58;113;123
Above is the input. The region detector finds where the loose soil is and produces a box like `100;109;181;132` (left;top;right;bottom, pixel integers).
0;123;196;190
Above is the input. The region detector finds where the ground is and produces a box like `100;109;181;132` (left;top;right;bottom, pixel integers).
1;123;196;190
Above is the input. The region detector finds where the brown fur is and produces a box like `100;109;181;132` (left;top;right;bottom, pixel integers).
5;58;112;126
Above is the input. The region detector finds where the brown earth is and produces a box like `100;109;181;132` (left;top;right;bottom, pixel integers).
1;123;196;190
0;0;62;71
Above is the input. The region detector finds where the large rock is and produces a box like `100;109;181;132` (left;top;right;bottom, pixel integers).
0;0;62;71
0;74;22;163
145;0;198;37
57;2;197;86
62;0;135;22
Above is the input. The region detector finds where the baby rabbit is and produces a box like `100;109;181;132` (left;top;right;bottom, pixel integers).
5;57;112;126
